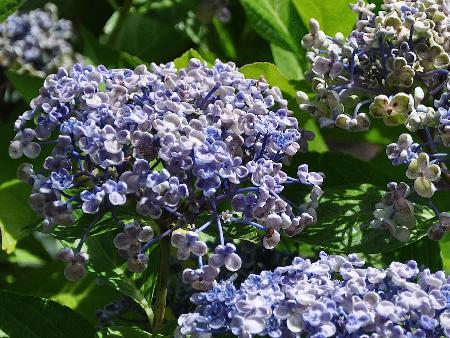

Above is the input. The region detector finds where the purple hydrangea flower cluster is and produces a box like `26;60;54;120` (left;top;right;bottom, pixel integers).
10;59;323;284
299;0;450;242
0;3;80;75
177;252;450;338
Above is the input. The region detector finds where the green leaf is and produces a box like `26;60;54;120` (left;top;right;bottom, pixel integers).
173;49;206;69
212;18;237;60
297;183;436;253
224;224;260;244
291;0;357;36
1;234;121;324
86;231;158;323
240;62;298;98
110;12;191;64
240;0;306;57
96;327;151;338
0;0;23;23
302;119;329;153
0;180;37;253
80;27;147;68
440;232;450;273
291;152;405;188
0;290;95;338
365;237;442;271
270;44;303;80
6;70;43;103
284;152;436;253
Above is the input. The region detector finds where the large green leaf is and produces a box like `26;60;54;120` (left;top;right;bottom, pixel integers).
86;231;158;324
0;262;121;324
440;233;450;273
0;0;23;22
284;152;436;253
173;49;206;69
270;43;303;81
0;290;96;338
6;70;44;103
365;237;442;271
0;180;37;254
292;152;405;188
0;234;121;324
240;0;306;57
80;27;148;68
241;62;298;98
291;0;357;36
109;12;192;64
297;183;435;253
96;327;151;338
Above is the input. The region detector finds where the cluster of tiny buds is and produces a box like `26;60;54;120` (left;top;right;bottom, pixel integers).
57;248;89;281
113;222;154;272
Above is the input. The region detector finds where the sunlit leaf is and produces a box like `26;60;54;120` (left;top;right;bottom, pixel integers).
291;0;357;36
0;0;24;22
173;49;206;69
0;180;37;254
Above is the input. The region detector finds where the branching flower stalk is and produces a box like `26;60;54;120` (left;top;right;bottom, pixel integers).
300;0;450;242
9;59;325;328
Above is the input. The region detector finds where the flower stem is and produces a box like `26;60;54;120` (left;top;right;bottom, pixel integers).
153;232;171;332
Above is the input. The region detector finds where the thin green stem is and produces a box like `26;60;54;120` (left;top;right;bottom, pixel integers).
107;0;132;48
152;232;171;332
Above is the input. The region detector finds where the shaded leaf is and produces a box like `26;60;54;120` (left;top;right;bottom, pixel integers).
111;12;192;64
365;237;442;271
6;70;43;103
96;326;151;338
86;231;158;323
212;18;237;60
0;290;95;338
291;152;405;189
80;27;147;68
0;261;121;324
440;232;450;273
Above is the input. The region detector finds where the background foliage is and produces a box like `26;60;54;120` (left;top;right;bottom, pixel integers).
0;0;448;337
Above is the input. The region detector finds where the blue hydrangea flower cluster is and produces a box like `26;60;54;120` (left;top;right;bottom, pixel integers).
10;59;323;284
299;0;450;242
0;3;79;75
177;252;450;338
